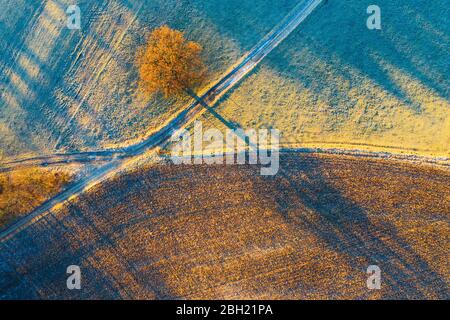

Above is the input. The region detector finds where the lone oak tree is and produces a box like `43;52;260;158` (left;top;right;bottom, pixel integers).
138;25;207;98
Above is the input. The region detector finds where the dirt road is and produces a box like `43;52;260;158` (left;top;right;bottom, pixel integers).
0;0;324;241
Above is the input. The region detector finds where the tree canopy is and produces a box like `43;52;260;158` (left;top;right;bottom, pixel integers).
138;25;207;97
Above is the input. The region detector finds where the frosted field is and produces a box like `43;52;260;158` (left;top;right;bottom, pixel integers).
0;0;298;158
0;1;449;300
201;0;450;157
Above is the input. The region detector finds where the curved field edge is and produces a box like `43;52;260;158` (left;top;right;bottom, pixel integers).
0;153;448;299
205;0;449;157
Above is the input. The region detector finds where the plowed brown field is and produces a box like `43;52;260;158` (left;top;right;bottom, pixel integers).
0;153;448;299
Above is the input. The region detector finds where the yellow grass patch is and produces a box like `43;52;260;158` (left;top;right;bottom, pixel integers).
0;167;72;228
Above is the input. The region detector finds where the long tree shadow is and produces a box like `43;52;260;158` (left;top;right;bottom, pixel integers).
193;98;448;298
185;59;448;298
264;153;449;299
0;166;177;299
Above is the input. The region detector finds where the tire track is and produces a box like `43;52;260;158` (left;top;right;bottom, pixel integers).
0;0;324;242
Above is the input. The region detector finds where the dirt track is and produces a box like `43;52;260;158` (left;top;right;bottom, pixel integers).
1;153;448;299
0;0;324;242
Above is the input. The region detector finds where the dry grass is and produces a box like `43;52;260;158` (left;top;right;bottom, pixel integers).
0;0;298;157
0;167;72;228
208;0;450;157
1;154;448;299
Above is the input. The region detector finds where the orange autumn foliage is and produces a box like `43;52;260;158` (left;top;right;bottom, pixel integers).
138;25;207;97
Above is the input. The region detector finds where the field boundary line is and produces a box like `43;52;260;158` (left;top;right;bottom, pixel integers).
0;0;324;242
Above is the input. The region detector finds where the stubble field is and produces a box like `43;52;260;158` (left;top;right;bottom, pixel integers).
1;153;448;299
203;0;449;157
